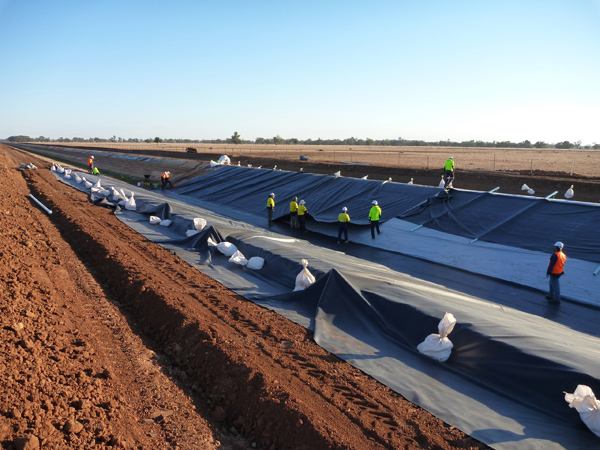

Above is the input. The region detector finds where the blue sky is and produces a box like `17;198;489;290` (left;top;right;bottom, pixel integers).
0;0;598;143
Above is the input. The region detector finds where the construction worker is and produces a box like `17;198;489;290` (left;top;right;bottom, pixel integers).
443;156;455;189
337;206;350;244
546;241;567;304
266;192;275;227
160;171;173;190
87;155;95;173
289;196;299;229
368;200;382;239
297;200;308;233
92;166;100;176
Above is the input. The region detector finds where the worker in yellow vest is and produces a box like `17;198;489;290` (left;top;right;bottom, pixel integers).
266;193;275;227
289;196;299;229
337;206;350;244
443;157;455;189
297;200;308;233
368;200;382;239
546;241;567;304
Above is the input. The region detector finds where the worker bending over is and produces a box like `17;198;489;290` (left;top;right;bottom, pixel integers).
337;206;350;244
369;200;382;239
289;196;299;229
298;200;308;233
87;155;95;173
160;171;173;190
546;241;567;304
266;192;276;227
443;156;455;189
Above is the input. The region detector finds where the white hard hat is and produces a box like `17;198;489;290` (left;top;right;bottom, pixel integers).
269;192;275;197
554;241;564;249
299;200;305;205
372;200;378;205
449;156;454;160
342;206;348;212
90;155;95;159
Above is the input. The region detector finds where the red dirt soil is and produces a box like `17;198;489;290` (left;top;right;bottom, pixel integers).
2;144;486;449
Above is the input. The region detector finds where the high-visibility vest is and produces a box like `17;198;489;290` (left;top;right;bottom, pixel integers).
87;158;93;167
338;212;350;223
298;205;307;216
290;201;298;213
551;251;567;275
369;205;382;221
266;197;275;208
444;159;455;171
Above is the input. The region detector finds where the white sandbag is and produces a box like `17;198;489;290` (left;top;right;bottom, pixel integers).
294;259;316;291
246;256;265;271
217;154;231;165
125;192;136;211
57;166;65;174
51;164;57;171
64;173;72;179
333;170;341;178
94;179;102;189
417;312;457;362
527;188;535;195
74;175;82;183
438;176;445;188
209;160;219;168
149;216;161;225
91;187;110;198
185;229;199;237
521;183;530;191
64;169;72;176
159;219;172;227
207;237;218;247
84;180;93;189
193;217;207;231
564;385;600;437
216;241;238;257
228;250;248;266
564;185;574;199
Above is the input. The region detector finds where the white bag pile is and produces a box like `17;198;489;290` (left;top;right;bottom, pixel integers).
217;241;238;256
217;155;231;165
228;250;248;266
149;216;161;225
193;217;207;231
564;385;600;438
294;259;316;291
125;192;136;211
417;312;457;362
246;256;265;270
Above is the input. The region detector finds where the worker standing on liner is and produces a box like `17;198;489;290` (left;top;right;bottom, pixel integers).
266;192;276;227
443;156;455;189
289;196;299;229
160;171;173;190
546;241;567;304
368;200;382;239
87;155;95;173
337;206;350;244
297;200;308;233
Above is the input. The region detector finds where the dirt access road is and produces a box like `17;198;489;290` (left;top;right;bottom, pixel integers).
2;145;485;448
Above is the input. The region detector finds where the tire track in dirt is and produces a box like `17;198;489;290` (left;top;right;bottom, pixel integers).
14;145;486;449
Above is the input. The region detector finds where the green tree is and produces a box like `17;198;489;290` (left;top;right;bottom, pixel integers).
229;131;241;144
154;137;161;144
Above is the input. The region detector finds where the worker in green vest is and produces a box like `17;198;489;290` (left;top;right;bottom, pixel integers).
368;200;382;239
289;196;299;229
443;157;455;189
297;200;308;233
337;206;350;244
266;193;275;227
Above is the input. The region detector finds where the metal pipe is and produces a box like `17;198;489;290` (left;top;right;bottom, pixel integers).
28;194;52;215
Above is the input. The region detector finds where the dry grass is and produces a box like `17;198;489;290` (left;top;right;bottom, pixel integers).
46;142;600;177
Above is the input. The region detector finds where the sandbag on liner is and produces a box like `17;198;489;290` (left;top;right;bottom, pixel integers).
193;217;207;231
229;250;248;266
294;259;316;291
565;385;600;438
246;256;265;270
125;192;136;211
417;312;457;362
217;241;237;257
149;216;161;225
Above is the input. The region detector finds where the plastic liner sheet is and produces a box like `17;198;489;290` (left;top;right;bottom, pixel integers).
173;166;600;263
51;169;600;449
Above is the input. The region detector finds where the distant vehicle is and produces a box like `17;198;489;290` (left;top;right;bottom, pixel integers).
186;147;198;153
299;155;309;161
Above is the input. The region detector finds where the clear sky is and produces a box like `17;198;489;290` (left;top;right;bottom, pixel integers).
0;0;598;143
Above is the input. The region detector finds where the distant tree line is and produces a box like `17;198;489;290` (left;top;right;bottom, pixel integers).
4;134;599;149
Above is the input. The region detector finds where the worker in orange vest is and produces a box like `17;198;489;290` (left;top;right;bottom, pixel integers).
87;155;95;173
546;241;567;304
160;171;173;190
